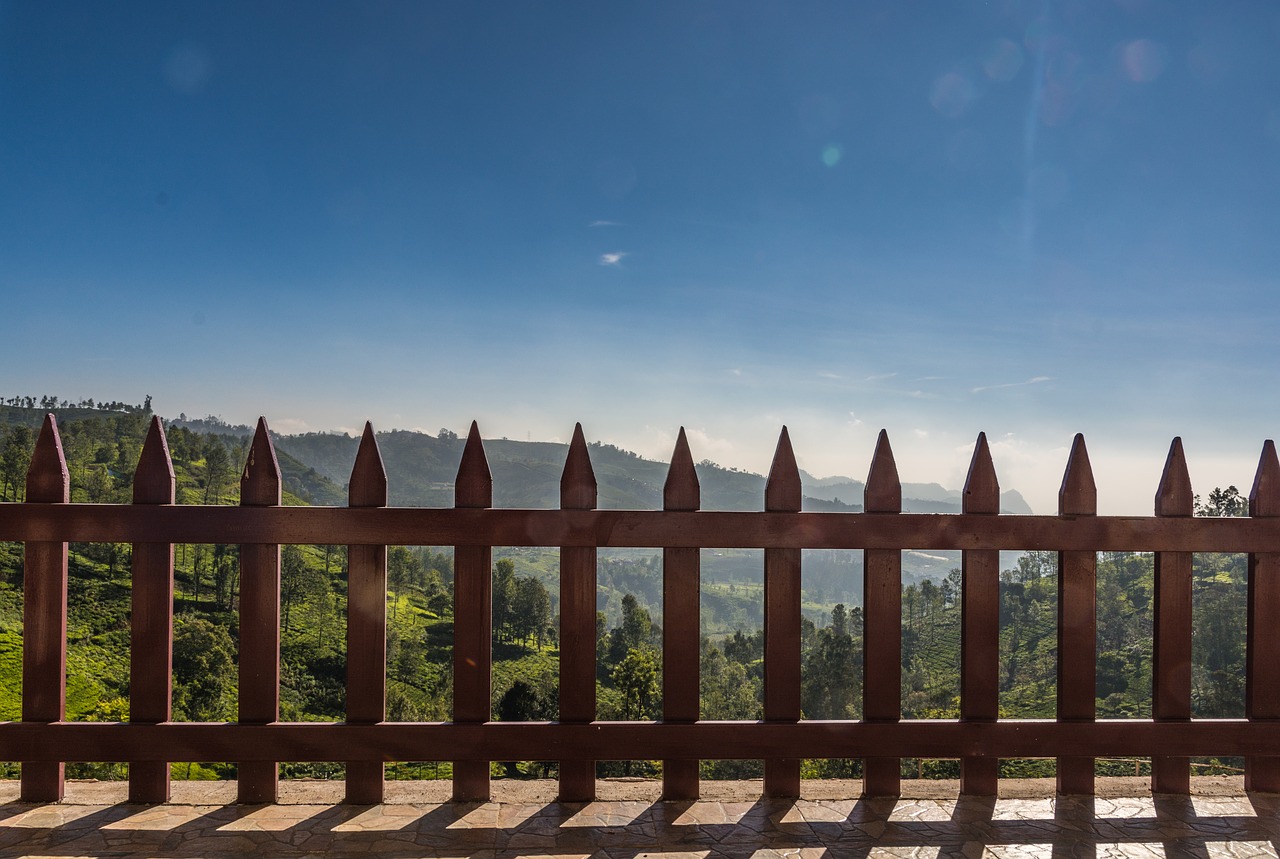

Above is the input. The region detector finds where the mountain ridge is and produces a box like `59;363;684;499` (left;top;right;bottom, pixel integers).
268;426;1034;514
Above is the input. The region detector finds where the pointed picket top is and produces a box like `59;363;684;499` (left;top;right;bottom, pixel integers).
1250;440;1280;518
1058;433;1097;516
765;426;802;512
864;429;902;513
133;416;176;504
240;417;281;507
349;422;388;508
1155;437;1193;517
455;421;492;509
25;413;68;504
962;432;1000;514
663;427;700;511
560;423;597;510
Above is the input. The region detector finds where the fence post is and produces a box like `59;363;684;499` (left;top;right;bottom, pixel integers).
238;418;282;803
21;415;69;802
764;427;802;798
960;433;1000;796
1153;437;1192;793
453;422;493;801
345;423;388;803
1056;433;1096;795
863;429;902;796
662;428;701;800
559;424;598;801
129;416;176;803
1246;439;1280;791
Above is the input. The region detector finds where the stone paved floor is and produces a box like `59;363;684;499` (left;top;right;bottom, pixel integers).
0;781;1275;859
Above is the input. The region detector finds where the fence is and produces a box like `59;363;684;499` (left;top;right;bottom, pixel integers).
1;413;1279;806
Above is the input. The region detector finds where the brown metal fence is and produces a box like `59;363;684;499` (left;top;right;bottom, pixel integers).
1;413;1279;805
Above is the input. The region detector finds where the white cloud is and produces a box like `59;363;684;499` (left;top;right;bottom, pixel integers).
971;375;1051;394
599;252;627;266
864;372;898;382
589;220;623;227
270;417;311;434
818;371;841;379
623;425;744;469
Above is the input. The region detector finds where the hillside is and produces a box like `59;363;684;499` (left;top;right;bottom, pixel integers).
274;428;1033;514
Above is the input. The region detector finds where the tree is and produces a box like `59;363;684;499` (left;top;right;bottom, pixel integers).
831;603;848;637
1012;550;1056;583
202;440;230;504
510;575;551;650
388;546;423;620
606;593;655;667
1196;486;1247;518
84;464;115;503
0;425;33;501
612;646;661;720
699;640;763;779
492;559;516;643
801;604;861;720
212;543;238;610
173;617;235;721
281;545;326;631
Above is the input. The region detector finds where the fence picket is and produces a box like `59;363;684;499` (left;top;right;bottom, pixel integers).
863;429;902;796
238;418;282;803
764;427;802;797
1247;439;1280;791
1153;437;1193;793
662;428;701;799
21;414;69;802
1057;433;1097;795
453;422;493;801
129;417;176;802
559;424;598;800
960;433;1000;795
346;422;389;803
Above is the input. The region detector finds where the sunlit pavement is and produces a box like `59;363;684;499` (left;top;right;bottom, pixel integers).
0;779;1276;858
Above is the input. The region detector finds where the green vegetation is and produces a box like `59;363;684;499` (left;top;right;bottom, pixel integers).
0;397;1255;782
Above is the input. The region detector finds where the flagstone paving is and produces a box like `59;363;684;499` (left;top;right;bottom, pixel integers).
0;779;1274;858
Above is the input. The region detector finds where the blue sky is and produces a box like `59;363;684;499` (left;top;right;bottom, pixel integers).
4;1;1279;514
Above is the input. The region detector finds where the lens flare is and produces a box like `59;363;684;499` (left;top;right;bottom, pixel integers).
1121;39;1167;83
930;71;978;119
981;38;1024;83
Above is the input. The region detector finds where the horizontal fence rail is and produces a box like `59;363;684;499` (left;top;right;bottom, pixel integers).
0;414;1278;804
6;507;1280;552
4;720;1280;761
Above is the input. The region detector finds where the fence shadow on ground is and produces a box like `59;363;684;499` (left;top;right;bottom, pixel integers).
0;792;1277;858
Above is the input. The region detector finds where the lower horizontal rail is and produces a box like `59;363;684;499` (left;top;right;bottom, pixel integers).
2;719;1277;762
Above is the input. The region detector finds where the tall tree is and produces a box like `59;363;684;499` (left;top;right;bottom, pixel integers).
492;559;516;643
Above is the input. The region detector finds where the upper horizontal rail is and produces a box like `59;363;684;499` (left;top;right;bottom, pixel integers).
2;504;1280;551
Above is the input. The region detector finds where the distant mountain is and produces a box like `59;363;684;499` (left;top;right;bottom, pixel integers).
276;429;1035;514
275;431;771;510
800;471;1032;515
